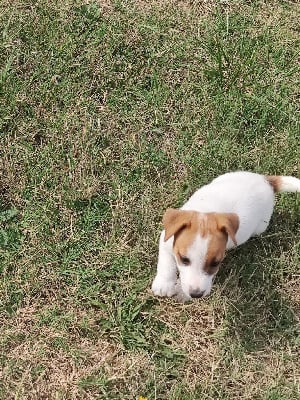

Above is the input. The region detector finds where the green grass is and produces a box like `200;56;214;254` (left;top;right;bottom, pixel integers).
0;0;299;399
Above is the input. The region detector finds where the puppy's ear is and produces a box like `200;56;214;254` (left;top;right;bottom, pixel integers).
163;208;193;242
216;213;239;246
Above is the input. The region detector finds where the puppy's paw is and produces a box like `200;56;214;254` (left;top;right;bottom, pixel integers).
151;275;176;297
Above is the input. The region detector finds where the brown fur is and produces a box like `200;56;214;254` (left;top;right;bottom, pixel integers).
266;175;282;192
163;208;197;242
204;213;239;274
204;232;227;275
215;213;239;246
172;212;204;262
163;209;239;271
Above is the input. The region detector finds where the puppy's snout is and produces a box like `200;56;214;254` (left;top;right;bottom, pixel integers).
190;290;205;299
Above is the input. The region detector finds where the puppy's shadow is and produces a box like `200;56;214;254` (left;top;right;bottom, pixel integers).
216;211;299;351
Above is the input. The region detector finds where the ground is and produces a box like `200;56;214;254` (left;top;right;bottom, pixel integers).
0;1;299;399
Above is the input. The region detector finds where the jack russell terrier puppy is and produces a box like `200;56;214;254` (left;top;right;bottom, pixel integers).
151;171;300;301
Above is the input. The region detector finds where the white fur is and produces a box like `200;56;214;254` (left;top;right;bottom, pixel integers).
151;232;177;297
151;171;300;300
278;176;300;192
176;236;213;297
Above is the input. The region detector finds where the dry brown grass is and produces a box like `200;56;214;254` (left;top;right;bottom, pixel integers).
1;305;154;399
154;293;300;398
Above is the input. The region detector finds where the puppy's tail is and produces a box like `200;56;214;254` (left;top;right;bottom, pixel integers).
266;175;300;193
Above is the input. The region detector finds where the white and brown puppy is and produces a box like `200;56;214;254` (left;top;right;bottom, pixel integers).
152;171;300;300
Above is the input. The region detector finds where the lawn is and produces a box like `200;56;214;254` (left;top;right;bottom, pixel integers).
0;0;299;399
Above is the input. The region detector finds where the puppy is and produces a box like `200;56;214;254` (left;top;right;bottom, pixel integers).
151;171;300;300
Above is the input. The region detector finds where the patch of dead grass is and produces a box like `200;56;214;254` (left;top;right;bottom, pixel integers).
282;276;300;318
155;300;223;388
0;305;154;399
154;292;300;398
254;2;300;42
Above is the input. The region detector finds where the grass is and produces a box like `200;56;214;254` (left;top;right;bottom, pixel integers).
0;0;299;398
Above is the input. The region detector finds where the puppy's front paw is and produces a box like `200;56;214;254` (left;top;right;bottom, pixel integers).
151;275;176;297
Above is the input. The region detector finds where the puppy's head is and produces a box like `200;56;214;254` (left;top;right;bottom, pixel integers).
163;208;239;299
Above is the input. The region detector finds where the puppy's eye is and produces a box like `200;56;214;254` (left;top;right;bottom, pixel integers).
180;255;190;266
210;259;220;268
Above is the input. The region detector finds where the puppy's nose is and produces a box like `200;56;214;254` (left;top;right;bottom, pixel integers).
190;290;205;299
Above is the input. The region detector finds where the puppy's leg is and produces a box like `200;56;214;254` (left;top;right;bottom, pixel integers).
151;232;177;297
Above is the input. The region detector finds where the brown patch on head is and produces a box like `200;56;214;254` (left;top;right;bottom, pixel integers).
215;213;239;246
163;208;196;242
163;209;200;265
172;212;203;263
204;213;239;275
204;231;227;275
266;175;282;192
163;210;239;268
